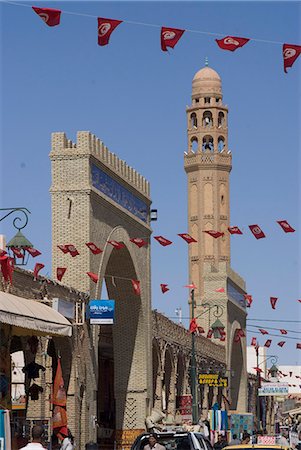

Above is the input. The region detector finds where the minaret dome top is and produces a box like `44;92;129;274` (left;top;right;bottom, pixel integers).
192;66;222;96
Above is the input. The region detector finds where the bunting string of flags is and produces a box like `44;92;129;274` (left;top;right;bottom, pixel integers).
3;1;301;73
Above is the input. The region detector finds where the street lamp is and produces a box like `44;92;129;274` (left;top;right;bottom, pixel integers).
189;289;225;424
255;347;278;433
0;207;32;266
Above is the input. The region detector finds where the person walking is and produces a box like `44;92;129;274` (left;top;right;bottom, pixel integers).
19;425;47;450
143;434;166;450
229;434;241;445
57;428;74;450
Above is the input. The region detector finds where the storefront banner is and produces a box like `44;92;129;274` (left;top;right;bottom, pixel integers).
199;374;228;387
230;413;253;437
258;382;289;396
88;300;115;324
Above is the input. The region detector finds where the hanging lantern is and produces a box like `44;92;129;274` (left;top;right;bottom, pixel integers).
6;230;33;266
211;318;225;339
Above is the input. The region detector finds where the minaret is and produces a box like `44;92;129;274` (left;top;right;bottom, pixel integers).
184;63;248;412
184;62;232;318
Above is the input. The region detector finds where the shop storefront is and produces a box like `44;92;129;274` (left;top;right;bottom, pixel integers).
0;291;72;448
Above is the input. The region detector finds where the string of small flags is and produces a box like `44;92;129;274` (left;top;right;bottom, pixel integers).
250;336;301;352
3;1;301;73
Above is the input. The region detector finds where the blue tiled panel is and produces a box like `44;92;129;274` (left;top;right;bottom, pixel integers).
91;164;148;223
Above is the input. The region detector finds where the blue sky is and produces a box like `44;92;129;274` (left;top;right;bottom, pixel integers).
0;1;300;365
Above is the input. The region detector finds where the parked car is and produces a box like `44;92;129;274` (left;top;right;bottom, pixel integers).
131;430;214;450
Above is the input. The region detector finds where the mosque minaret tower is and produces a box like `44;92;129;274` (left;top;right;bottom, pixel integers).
184;62;248;411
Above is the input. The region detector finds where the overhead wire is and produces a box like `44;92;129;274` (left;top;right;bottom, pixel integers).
2;0;289;45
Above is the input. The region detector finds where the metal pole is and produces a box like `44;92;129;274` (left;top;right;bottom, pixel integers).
191;289;198;424
256;346;261;433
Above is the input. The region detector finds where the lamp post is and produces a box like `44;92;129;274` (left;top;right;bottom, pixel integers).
255;347;278;433
190;289;225;424
190;288;199;424
0;207;32;265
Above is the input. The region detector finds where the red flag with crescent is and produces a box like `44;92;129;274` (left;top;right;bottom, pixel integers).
0;255;14;283
270;297;278;309
189;318;198;334
98;18;122;46
131;279;141;295
228;226;243;235
207;329;213;339
178;233;197;244
25;247;41;257
161;27;185;52
160;284;169;294
11;247;24;258
154;236;172;246
296;343;301;349
244;294;253;307
249;224;266;239
283;44;301;73
251;337;257;347
278;341;286;347
277;220;295;233
65;245;79;257
32;6;61;27
203;230;224;238
108;240;125;250
85;242;102;255
56;268;67;282
280;329;287;335
130;238;147;248
33;263;44;278
259;329;268;335
264;339;272;348
216;36;249;52
87;272;98;283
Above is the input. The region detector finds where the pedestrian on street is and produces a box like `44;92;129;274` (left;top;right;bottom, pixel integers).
241;432;250;445
213;434;227;450
229;434;241;445
19;425;47;450
143;433;166;450
57;428;74;450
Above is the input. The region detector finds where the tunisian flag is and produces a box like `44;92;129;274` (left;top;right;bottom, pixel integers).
87;272;98;283
160;284;169;294
0;255;14;283
131;279;141;296
189;318;198;334
56;268;67;282
178;233;197;244
203;230;224;238
270;297;278;310
154;236;172;246
283;44;301;73
249;224;266;239
24;247;41;257
32;6;61;27
216;36;249;52
228;226;243;235
85;242;102;254
278;341;286;347
161;27;185;51
264;339;272;348
130;238;147;248
33;263;45;278
277;220;295;233
244;294;253;307
98;18;122;46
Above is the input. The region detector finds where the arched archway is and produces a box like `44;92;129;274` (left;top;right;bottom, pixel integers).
162;346;174;412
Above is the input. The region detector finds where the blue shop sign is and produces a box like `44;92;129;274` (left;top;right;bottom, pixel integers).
88;300;115;325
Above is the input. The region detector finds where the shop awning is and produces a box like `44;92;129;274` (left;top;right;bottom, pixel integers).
0;291;72;337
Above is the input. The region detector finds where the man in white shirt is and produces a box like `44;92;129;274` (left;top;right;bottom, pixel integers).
143;434;166;450
19;425;47;450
